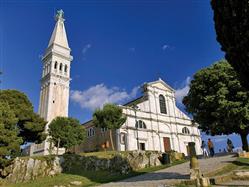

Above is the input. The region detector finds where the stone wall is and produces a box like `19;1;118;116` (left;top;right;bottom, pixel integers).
1;151;183;183
238;152;249;158
1;156;63;183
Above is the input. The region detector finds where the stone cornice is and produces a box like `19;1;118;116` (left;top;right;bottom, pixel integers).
125;113;194;127
42;49;73;62
40;74;70;88
122;107;192;123
120;126;200;137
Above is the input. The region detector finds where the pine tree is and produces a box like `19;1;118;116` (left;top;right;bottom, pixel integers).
0;101;22;169
0;90;46;144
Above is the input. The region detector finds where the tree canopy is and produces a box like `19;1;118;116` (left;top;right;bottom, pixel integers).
183;60;249;151
211;0;249;89
49;117;86;154
0;101;22;169
93;103;126;150
0;90;46;143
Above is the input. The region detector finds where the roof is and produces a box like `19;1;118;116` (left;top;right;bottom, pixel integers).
146;78;175;92
123;95;146;107
48;14;69;49
82;120;93;127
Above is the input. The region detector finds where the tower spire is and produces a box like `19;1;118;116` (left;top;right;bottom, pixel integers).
48;9;69;49
38;9;72;123
31;9;73;156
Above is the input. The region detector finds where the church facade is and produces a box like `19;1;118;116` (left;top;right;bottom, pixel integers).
76;79;202;156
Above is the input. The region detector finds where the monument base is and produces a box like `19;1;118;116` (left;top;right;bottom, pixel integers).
190;168;202;180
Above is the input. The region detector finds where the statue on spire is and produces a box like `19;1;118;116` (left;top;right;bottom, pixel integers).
55;9;64;21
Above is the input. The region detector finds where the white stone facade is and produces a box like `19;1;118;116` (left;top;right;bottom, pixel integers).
116;79;202;156
38;11;72;123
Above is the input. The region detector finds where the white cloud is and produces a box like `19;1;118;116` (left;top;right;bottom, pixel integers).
162;44;175;51
82;44;92;55
175;76;191;105
70;84;140;111
162;45;169;50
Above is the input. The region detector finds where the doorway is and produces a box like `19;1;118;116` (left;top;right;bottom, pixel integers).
163;137;171;152
186;145;190;156
139;143;145;150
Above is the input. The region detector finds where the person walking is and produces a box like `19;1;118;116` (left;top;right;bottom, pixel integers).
208;138;215;157
201;140;209;158
227;138;234;152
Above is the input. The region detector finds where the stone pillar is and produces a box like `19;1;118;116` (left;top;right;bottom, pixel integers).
188;142;210;187
189;142;201;180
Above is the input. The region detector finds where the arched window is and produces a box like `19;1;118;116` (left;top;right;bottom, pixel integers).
42;67;45;76
59;63;63;71
45;65;49;74
120;133;126;144
64;65;68;73
54;61;58;69
87;127;95;137
182;127;190;134
159;95;167;114
135;120;146;129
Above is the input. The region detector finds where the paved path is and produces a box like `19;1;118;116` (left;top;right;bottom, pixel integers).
100;154;237;187
214;180;249;187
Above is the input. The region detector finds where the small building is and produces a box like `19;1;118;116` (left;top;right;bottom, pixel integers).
74;78;202;156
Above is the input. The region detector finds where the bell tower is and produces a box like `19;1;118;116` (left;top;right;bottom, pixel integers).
38;9;73;123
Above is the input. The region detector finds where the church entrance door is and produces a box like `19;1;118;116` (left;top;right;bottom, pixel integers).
163;137;171;152
186;145;190;156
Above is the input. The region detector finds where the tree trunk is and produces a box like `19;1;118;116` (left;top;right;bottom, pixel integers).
57;138;60;155
109;130;115;151
239;132;248;152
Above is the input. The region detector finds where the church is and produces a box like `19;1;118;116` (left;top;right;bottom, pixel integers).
75;78;202;156
28;10;202;156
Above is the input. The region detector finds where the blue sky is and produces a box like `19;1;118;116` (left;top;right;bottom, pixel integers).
1;0;247;151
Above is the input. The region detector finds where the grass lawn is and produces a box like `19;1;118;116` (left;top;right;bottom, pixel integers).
2;160;186;187
236;157;249;170
205;157;249;177
79;151;121;159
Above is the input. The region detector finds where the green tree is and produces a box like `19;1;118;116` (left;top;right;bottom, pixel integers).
0;101;22;169
49;117;86;154
0;90;46;143
211;0;249;89
93;103;126;150
183;60;249;151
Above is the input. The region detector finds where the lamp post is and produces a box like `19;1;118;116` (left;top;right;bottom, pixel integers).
132;105;139;150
